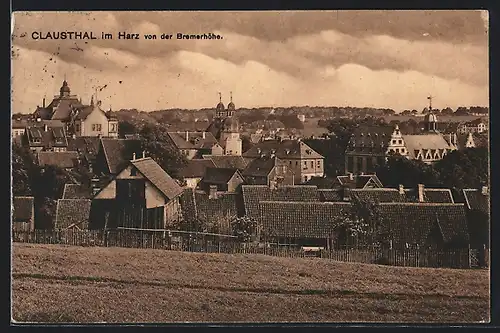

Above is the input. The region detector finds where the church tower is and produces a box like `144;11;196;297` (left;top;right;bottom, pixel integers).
424;95;438;132
216;92;226;118
59;79;71;98
221;92;241;155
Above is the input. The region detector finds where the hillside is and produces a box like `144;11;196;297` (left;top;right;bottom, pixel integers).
11;244;489;323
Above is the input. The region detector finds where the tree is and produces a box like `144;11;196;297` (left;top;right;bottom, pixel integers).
118;120;137;138
12;144;37;196
138;124;188;180
434;147;488;189
455;106;470;116
441;107;454;115
231;216;260;242
375;155;442;188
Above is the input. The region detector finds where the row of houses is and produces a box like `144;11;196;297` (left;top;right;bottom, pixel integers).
13;156;489;250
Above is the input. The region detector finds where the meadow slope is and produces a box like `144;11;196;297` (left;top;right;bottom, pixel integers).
11;243;490;323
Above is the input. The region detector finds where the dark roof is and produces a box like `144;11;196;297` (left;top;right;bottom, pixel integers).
194;191;239;221
37;151;79;168
48;97;84;120
131;157;183;200
55;199;92;229
336;174;383;189
101;138;142;174
378;203;470;247
243;139;323;159
304;177;337;189
26;126;68;148
318;189;343;202
346;125;394;154
203;155;248;170
259;201;352;238
179;159;216;178
404;188;454;203
167;131;218;150
472;133;488;148
463;189;489;214
202;167;240;184
67;136;101;159
242;156;283;177
13;196;34;221
242;185;320;219
179;188;198;222
351;189;406;203
62;184;92;199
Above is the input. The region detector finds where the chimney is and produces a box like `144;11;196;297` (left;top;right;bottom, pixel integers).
417;184;425;202
342;186;351;201
142;150;146;158
185;131;189;141
42;97;46;108
398;184;404;195
202;131;206;139
349;172;354;181
481;186;489;195
209;185;218;199
132;152;136;161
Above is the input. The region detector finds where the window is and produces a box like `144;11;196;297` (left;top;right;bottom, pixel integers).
75;124;80;133
395;148;399;153
110;123;117;132
295;161;298;166
130;167;137;176
392;140;396;144
304;161;307;166
92;124;102;131
398;140;402;144
310;161;314;168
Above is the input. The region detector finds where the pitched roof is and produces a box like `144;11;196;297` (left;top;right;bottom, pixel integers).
202;167;240;184
179;159;216;178
402;134;452;158
463;189;489;214
202;155;248;170
336;174;383;189
74;105;107;120
62;184;92;199
465;118;486;126
101;138;142;174
67;136;101;160
243;139;323;159
242;185;320;219
49;97;84;120
346;125;394;154
13;196;34;221
194;191;239;221
403;188;455;203
55;199;92;229
318;189;343;202
351;188;406;203
259;201;352;238
131;157;183;200
242;156;283;177
37;151;79;168
304;177;338;189
167;131;218;150
378;203;470;247
26;126;68;148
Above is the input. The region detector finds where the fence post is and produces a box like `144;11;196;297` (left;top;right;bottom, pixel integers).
468;244;472;269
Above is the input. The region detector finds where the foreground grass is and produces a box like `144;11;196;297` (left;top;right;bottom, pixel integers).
11;243;490;323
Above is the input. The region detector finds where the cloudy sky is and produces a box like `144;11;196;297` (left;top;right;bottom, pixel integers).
11;10;488;113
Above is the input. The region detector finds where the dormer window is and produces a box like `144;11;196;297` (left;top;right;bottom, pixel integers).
130;167;137;176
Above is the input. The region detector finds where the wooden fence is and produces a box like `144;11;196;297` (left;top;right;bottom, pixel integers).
11;229;488;269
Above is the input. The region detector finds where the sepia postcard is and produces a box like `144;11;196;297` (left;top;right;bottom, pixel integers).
10;10;490;324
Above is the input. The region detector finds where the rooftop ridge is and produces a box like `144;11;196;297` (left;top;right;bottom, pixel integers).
378;202;464;206
260;200;351;205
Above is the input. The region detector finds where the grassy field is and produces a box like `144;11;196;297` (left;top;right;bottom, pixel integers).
11;243;490;324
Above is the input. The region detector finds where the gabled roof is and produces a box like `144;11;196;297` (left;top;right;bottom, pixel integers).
74;105;107;120
404;188;454;203
131;157;183;200
201;167;241;184
351;188;406;203
336;174;383;189
179;159;216;178
403;134;452;158
318;189;343;202
67;136;101;159
243;139;323;159
463;189;489;214
55;199;92;229
62;184;92;199
346;125;394;154
378;203;469;247
242;156;283;177
242;185;320;219
167;131;218;150
202;155;248;170
49;97;84;120
26;126;68;148
13;196;34;221
259;201;352;238
304;177;338;189
101;138;143;174
37;151;79;168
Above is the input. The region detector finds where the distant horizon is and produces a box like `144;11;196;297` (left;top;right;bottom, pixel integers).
12;11;489;113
